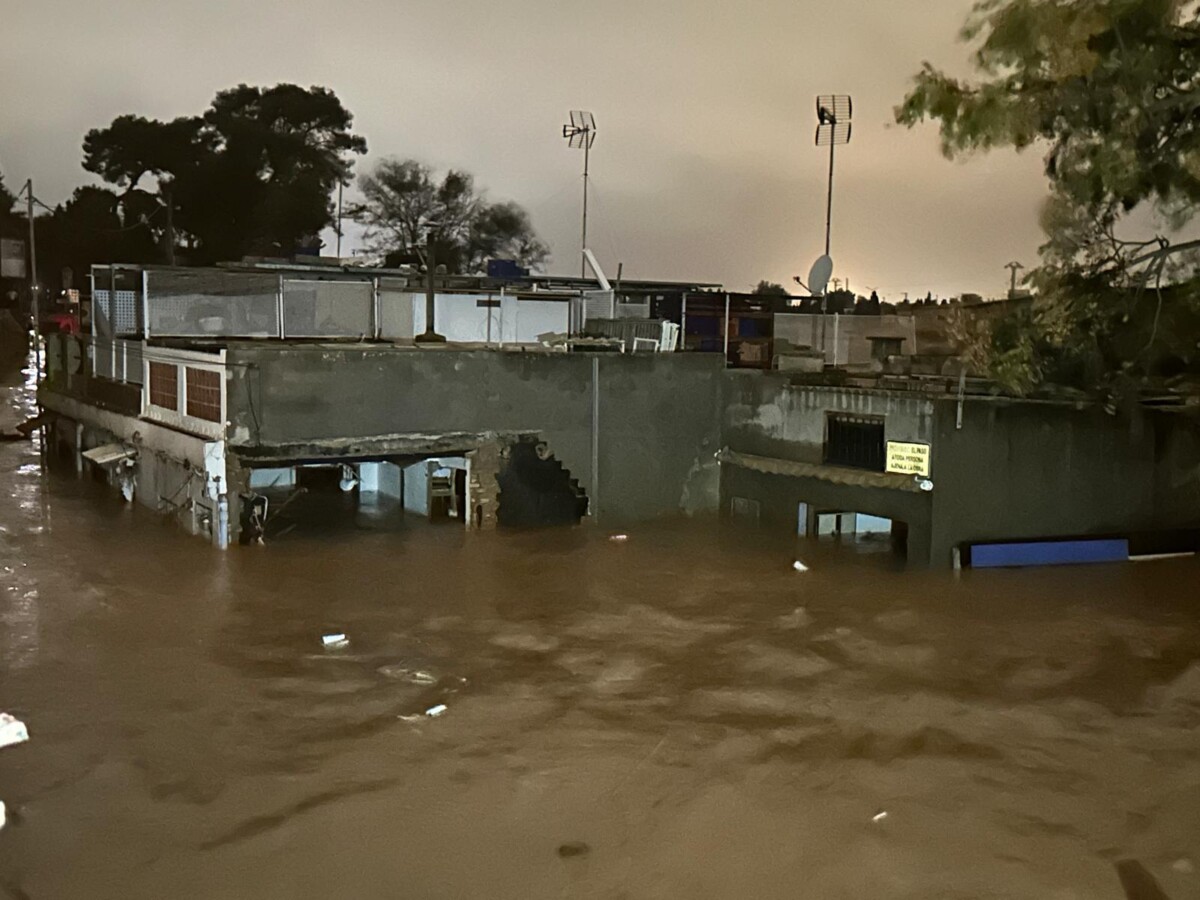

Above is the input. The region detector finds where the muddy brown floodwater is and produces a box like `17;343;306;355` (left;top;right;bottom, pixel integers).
2;363;1200;899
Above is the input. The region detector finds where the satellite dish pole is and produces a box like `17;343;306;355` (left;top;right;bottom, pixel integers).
563;111;597;278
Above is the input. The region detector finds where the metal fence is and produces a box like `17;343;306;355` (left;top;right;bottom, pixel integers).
91;267;576;344
145;270;280;338
90;336;144;384
93;289;143;338
281;279;373;338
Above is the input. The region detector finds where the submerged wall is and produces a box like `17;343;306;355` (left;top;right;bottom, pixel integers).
224;347;726;523
930;399;1200;564
720;373;1200;567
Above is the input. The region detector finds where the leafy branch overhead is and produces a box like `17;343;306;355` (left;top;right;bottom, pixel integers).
351;158;548;276
896;0;1200;393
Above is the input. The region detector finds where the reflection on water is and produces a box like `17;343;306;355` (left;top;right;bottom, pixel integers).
2;363;1199;899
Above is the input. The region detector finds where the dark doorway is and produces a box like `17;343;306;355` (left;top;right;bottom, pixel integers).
296;465;343;492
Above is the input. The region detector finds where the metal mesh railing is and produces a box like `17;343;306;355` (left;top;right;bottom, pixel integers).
282;279;373;338
93;289;143;338
145;270;280;338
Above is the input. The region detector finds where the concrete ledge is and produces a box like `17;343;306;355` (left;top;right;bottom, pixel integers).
716;448;925;492
230;430;537;465
37;388;212;468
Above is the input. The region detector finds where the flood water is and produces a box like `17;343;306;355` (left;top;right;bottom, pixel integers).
2;363;1200;899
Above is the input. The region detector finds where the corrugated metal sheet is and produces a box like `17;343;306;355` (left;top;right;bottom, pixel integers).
716;448;925;492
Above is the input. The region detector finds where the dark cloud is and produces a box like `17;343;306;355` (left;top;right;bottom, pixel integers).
0;0;1048;298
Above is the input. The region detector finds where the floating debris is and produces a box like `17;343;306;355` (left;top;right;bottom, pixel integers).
321;633;349;649
425;704;448;718
0;800;6;831
557;841;590;858
792;560;809;573
777;607;811;630
872;810;888;823
377;665;437;685
0;714;29;750
1172;858;1194;875
609;534;628;542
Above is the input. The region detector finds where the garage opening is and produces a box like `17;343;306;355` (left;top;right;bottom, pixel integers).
799;502;908;559
241;456;479;543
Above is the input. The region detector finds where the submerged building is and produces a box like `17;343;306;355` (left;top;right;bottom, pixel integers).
37;263;724;545
31;262;1200;568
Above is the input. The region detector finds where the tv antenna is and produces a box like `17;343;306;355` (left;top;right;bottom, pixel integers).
1004;260;1024;297
562;110;597;278
816;95;852;258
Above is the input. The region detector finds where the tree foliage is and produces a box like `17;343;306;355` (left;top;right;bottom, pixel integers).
83;84;366;263
351;158;548;275
896;0;1200;393
0;173;17;219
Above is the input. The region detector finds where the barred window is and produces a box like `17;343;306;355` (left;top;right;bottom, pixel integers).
148;362;178;411
185;367;222;423
825;414;885;472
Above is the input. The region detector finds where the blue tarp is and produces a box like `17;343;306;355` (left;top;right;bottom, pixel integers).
971;539;1130;569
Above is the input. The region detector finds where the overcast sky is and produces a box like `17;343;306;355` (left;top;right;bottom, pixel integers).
1;0;1052;298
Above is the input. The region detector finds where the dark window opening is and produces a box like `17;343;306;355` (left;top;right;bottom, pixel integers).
825;414;885;471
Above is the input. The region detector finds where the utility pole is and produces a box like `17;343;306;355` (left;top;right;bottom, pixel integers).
414;228;446;344
336;182;344;258
25;179;40;377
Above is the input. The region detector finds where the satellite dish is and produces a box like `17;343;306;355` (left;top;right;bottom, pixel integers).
807;255;833;296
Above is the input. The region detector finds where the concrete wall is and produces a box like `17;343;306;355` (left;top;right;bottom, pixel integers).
929;399;1200;565
774;313;917;366
249;467;296;489
403;461;428;515
225;347;725;523
1151;412;1200;527
723;373;935;465
378;461;403;499
720;374;1200;567
48;413;215;541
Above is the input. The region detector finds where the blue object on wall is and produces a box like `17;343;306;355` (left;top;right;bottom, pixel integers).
971;538;1130;568
487;259;528;278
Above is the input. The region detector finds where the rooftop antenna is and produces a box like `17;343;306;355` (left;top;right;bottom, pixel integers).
1004;260;1024;298
816;94;852;259
562;110;597;278
803;95;851;363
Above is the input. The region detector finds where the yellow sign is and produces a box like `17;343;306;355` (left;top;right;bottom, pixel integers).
886;441;931;476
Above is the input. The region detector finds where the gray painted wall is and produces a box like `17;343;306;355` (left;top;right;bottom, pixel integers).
723;373;935;466
928;399;1200;565
224;347;725;523
774;313;918;366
